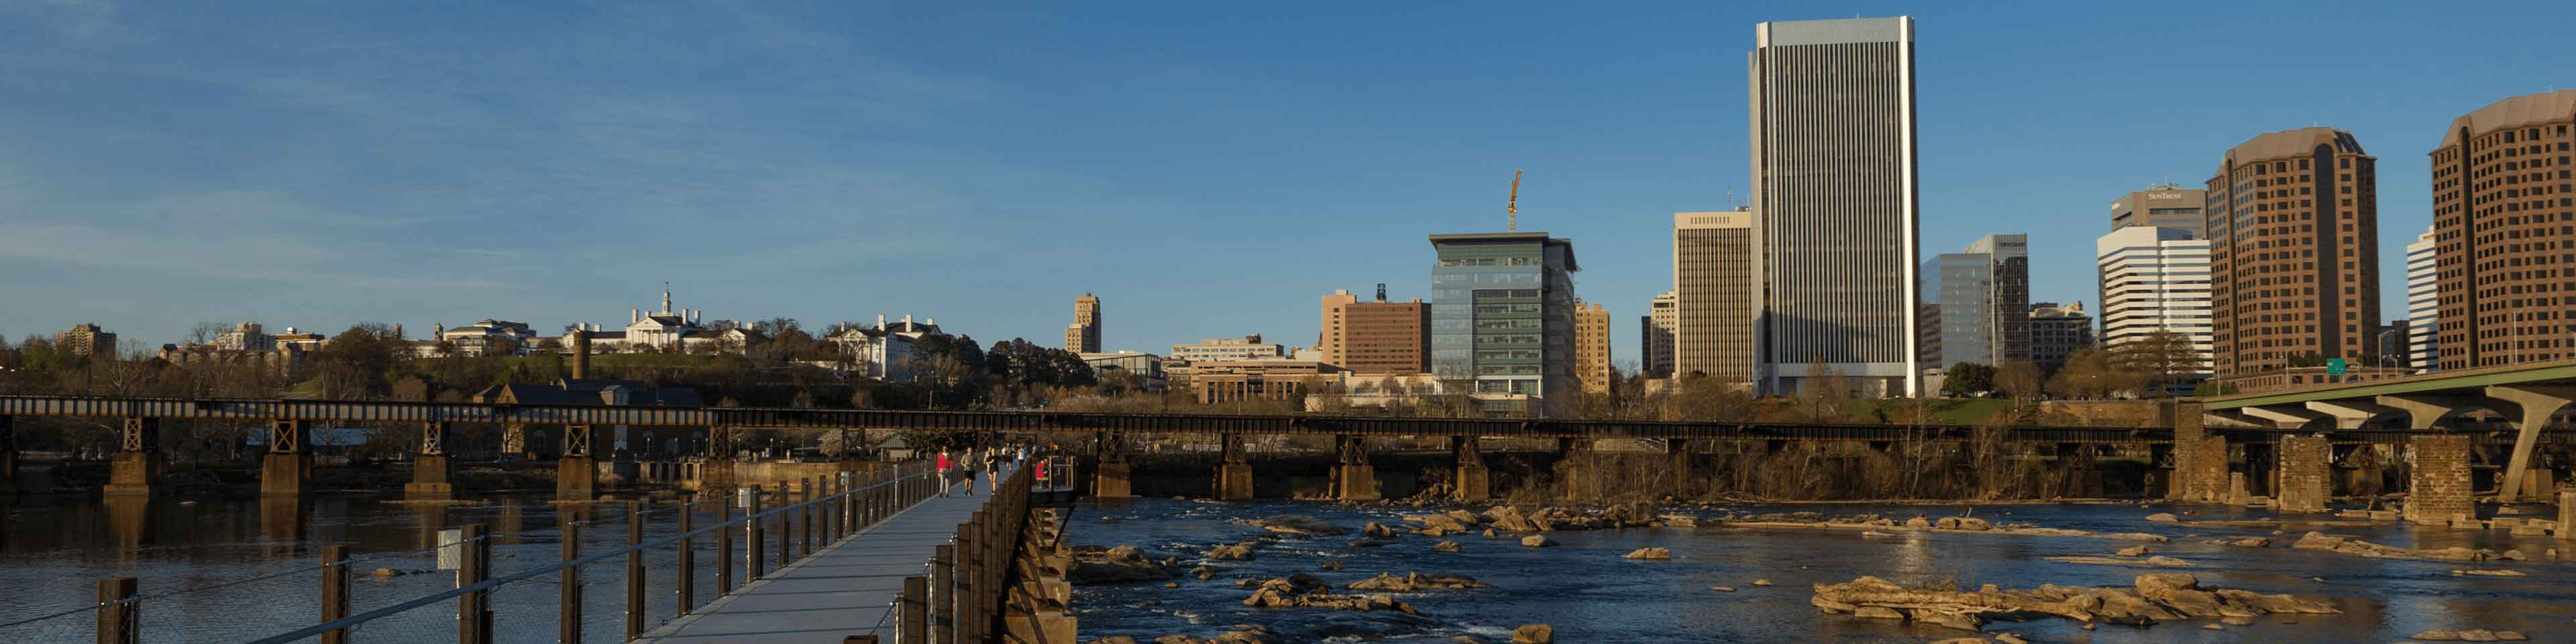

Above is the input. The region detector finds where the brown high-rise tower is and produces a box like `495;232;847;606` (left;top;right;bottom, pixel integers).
1065;293;1102;353
2204;127;2381;376
2430;91;2576;370
1318;289;1430;374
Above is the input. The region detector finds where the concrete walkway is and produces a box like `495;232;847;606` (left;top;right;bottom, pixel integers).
637;468;1011;643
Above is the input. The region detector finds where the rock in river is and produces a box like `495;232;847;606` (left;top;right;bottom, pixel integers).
1623;547;1672;560
1237;515;1348;537
1511;624;1553;643
1071;545;1179;584
1520;535;1554;548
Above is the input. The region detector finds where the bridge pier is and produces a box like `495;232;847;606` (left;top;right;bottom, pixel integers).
500;423;530;460
1452;436;1490;501
406;422;455;501
260;420;313;497
2404;434;2474;525
1666;439;1697;496
1092;432;1132;499
2055;443;2101;498
2273;435;2331;513
2171;402;2228;502
2561;490;2575;541
2485;386;2576;502
700;427;737;492
103;417;161;498
1;415;17;495
1213;433;1253;500
1554;437;1599;500
1330;435;1379;501
559;424;598;500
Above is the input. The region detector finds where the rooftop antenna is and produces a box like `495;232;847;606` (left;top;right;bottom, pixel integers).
1506;169;1521;231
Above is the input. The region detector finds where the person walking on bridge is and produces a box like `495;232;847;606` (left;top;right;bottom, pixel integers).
935;449;953;498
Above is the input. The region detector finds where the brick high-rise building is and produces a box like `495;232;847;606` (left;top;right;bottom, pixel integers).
56;323;117;359
1750;17;1921;397
1641;290;1678;378
1574;301;1612;394
2110;184;2208;236
1674;210;1756;385
2429;90;2576;369
1065;293;1102;354
2204;127;2381;377
1318;288;1430;374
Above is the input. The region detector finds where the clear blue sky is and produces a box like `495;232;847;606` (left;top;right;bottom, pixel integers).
5;1;2572;367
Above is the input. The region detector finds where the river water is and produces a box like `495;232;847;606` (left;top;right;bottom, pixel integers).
1067;498;2575;643
0;492;736;643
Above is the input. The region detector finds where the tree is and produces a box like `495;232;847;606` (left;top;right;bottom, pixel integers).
2045;347;2124;400
1799;357;1851;421
1994;360;2044;403
1939;362;1996;397
2112;331;2205;397
311;323;407;398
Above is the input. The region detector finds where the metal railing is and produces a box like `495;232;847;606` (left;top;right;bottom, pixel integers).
892;463;1036;644
43;460;939;644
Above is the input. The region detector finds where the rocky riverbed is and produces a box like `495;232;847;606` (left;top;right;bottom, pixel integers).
1065;498;2575;643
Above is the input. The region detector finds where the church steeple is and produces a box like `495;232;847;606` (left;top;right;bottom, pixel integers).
661;281;673;314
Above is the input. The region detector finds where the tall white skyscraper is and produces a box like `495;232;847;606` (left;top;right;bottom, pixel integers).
1749;16;1920;396
2096;226;2213;394
2406;225;2438;371
1642;290;1678;378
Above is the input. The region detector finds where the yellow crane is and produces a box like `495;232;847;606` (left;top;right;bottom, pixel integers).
1507;169;1521;231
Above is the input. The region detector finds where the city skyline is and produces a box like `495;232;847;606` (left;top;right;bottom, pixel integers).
3;3;2571;369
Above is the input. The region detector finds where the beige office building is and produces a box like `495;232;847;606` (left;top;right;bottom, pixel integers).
56;323;117;359
1641;290;1678;378
1065;293;1102;354
1574;301;1612;393
1674;209;1756;384
1318;289;1430;374
2110;184;2208;236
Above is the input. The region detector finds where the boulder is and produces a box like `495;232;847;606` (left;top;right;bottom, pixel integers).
1071;545;1179;584
1904;517;1933;528
2133;573;2200;596
2218;536;2271;547
2145;513;2179;523
1319;560;1346;570
1433;541;1462;553
1622;547;1673;560
1752;579;1773;586
1208;543;1256;561
1709;586;1735;592
1853;605;1904;619
1660;514;1700;527
1935;517;1993;531
1346;539;1396;548
1241;515;1348;536
1362;522;1398;538
1510;624;1553;644
2116;545;2153;557
1346;571;1493;592
1520;535;1554;547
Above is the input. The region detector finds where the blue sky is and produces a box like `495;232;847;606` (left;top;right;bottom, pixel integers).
5;1;2573;367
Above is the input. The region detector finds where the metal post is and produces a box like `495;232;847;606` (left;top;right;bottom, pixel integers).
626;502;645;640
95;577;137;644
458;523;491;644
560;517;581;644
898;576;928;644
319;545;350;644
716;493;735;594
745;485;765;580
677;498;696;616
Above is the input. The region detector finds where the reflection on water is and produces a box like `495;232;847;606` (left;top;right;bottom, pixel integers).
0;491;735;643
1067;499;2576;643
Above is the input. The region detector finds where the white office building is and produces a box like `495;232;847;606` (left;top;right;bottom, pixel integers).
2406;225;2438;372
2096;226;2213;393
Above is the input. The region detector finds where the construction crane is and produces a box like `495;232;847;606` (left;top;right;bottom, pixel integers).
1507;169;1522;231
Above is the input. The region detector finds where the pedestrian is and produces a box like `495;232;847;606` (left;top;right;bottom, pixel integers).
1034;458;1049;485
936;449;953;497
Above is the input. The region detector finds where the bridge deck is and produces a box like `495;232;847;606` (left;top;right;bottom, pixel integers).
637;472;1002;643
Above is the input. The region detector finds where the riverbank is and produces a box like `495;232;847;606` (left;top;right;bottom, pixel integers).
1061;498;2573;643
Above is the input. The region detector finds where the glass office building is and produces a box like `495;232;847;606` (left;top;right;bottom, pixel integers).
1429;232;1579;417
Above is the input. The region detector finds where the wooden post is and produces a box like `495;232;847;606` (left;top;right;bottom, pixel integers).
898;576;928;644
775;484;792;570
95;577;138;644
458;523;491;644
560;519;582;644
716;492;735;594
677;498;696;616
746;485;765;580
927;545;953;644
802;476;816;556
626;502;645;640
961;515;982;641
319;545;350;644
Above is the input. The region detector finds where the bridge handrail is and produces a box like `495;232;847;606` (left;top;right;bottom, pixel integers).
237;464;938;644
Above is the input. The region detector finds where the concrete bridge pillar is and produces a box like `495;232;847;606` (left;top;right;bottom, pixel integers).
1092;431;1133;499
1331;435;1379;501
2485;386;2576;502
260;419;313;497
1452;436;1490;501
2172;402;2228;502
559;424;598;500
700;427;737;492
405;421;455;500
103;417;161;498
2147;443;2174;498
1214;433;1253;500
1665;439;1697;496
1;415;17;495
2274;435;2332;513
1554;437;1600;500
2056;443;2102;498
2404;434;2474;525
2559;490;2575;541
